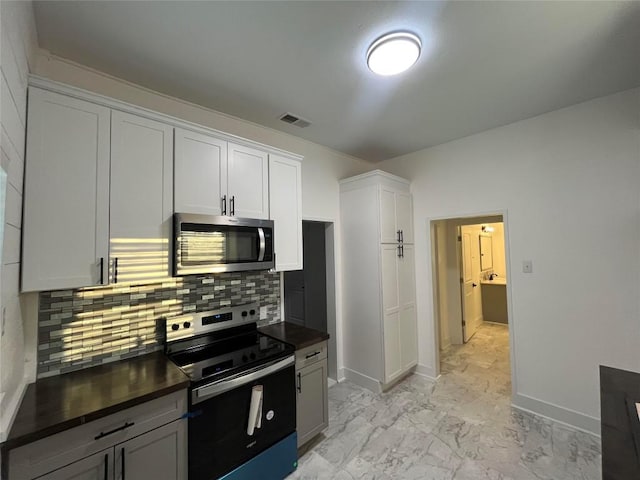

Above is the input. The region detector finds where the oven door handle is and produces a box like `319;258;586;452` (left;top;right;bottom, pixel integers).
192;355;294;405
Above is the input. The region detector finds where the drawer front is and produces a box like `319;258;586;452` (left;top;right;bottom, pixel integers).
9;390;187;480
295;341;327;370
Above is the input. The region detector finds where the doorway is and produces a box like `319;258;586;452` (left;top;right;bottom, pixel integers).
283;220;338;381
431;215;512;392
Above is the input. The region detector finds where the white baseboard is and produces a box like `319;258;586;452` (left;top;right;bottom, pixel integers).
0;378;29;443
512;393;600;437
342;368;381;393
327;378;337;388
413;363;440;382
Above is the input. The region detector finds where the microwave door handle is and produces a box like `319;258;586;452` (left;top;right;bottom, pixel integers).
258;228;266;261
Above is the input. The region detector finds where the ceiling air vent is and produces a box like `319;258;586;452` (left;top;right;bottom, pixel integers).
279;112;311;128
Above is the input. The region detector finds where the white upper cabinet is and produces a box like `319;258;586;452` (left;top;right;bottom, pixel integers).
174;128;227;215
227;143;269;219
269;154;302;271
110;111;173;284
174;134;269;219
395;192;414;244
379;187;413;244
21;80;303;291
22;88;110;292
379;188;398;244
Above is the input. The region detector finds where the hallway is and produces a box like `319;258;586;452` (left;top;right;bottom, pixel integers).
292;323;601;479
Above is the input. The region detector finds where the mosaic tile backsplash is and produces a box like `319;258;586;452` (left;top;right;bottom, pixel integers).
37;271;281;378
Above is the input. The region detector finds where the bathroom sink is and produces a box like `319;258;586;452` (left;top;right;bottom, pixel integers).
481;278;507;285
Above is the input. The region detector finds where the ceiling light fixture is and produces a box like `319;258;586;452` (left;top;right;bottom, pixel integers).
367;31;421;76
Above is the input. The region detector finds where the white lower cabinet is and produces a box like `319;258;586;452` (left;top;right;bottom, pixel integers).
8;391;187;480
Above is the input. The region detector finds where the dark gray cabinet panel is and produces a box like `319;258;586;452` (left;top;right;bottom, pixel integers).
117;421;187;480
295;341;328;447
35;450;112;480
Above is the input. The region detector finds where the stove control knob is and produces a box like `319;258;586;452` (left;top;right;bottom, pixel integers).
183;321;191;329
171;324;179;331
249;309;256;316
242;355;248;362
241;311;248;317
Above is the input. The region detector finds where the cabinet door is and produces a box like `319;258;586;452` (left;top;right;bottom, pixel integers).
379;187;397;244
269;154;302;271
117;420;187;480
395;192;413;244
36;449;112;480
110;111;173;283
174;128;227;215
227;142;269;219
398;244;418;370
381;244;402;383
296;360;328;447
22;88;110;292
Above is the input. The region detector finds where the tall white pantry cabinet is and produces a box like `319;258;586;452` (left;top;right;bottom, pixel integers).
339;170;418;392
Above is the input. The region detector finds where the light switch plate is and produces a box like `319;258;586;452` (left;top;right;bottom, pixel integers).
260;306;268;320
522;260;533;273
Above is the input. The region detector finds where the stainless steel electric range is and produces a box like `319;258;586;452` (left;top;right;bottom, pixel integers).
165;303;297;480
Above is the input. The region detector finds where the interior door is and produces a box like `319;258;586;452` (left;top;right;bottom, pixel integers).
460;226;482;342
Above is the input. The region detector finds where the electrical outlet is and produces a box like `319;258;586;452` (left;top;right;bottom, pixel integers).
522;260;533;273
260;306;268;320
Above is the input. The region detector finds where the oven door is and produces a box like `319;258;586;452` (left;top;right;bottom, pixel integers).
188;356;296;480
175;214;274;275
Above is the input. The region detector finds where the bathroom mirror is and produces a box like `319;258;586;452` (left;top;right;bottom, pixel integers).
480;235;493;271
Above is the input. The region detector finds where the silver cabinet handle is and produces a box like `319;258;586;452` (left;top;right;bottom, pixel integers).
99;257;104;284
192;355;294;404
222;195;227;215
230;195;235;216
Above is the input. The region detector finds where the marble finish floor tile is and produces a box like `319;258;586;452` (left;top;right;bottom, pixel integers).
290;323;601;480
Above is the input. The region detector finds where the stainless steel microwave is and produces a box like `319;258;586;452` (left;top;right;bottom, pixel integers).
174;214;274;275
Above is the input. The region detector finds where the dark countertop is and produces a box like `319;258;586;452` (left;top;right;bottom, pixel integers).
600;365;640;480
259;322;329;350
2;351;189;452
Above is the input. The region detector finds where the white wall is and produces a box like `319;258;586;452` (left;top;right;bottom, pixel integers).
29;50;370;384
0;0;38;441
379;88;640;433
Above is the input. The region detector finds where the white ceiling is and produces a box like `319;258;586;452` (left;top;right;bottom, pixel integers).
33;1;640;162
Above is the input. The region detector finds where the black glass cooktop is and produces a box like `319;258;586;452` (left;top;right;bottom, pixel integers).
168;330;293;386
